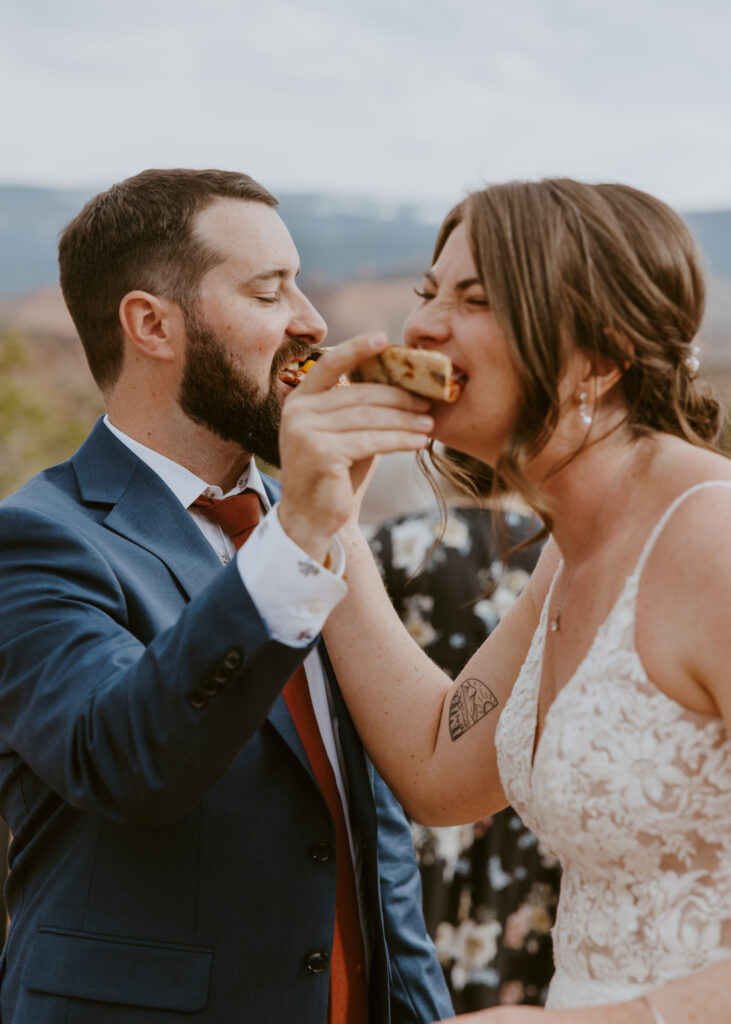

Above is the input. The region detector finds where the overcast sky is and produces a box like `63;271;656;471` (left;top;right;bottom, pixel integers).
3;0;730;212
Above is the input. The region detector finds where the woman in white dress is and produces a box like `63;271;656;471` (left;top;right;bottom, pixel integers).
277;178;731;1022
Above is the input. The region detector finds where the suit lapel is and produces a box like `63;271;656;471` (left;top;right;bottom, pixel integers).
267;697;313;778
105;473;222;599
72;419;223;599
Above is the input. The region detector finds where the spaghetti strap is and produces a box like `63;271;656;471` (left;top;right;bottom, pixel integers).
633;480;731;581
537;558;565;629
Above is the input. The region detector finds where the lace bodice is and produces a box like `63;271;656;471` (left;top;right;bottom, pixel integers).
496;482;731;1009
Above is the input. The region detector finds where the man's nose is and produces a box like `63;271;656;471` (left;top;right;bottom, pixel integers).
289;293;327;345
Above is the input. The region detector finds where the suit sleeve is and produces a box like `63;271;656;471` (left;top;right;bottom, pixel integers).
0;505;311;826
373;772;454;1023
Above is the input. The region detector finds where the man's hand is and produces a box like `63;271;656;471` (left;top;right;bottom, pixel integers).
278;333;434;562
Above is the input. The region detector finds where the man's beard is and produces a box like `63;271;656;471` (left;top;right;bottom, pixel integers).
178;305;306;468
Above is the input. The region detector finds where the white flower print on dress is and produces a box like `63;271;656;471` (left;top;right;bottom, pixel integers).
442;514;472;555
435;919;503;990
390;517;438;575
411;822;476;880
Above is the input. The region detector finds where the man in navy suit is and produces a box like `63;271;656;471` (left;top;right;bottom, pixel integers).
0;169;452;1023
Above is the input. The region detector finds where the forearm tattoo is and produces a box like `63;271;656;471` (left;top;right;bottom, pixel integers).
448;678;499;741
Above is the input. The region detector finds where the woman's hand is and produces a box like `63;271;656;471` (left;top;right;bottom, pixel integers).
278;333;433;561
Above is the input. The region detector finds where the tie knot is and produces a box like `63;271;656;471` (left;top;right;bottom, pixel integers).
190;490;261;549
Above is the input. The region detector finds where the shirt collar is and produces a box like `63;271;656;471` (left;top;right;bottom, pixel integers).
103;416;271;512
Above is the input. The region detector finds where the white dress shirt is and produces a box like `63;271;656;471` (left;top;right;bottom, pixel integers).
103;418;369;960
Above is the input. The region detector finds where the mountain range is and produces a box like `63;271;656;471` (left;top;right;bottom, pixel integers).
1;184;730;292
0;186;442;296
0;184;729;367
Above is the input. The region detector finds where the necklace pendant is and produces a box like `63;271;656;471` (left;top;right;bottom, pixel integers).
550;612;561;632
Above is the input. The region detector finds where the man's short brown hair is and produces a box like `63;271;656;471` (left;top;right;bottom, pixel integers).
58;168;277;389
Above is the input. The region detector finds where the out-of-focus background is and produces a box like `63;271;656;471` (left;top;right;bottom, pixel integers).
1;0;731;517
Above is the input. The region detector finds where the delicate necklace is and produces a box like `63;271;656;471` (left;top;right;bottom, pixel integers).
549;447;639;633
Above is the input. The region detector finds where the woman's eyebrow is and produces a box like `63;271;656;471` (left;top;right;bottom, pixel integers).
419;271;482;291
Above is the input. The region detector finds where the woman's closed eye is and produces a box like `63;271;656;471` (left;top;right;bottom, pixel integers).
413;285;488;308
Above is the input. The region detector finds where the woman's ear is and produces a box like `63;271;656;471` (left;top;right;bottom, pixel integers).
581;353;626;405
118;291;179;362
577;327;636;406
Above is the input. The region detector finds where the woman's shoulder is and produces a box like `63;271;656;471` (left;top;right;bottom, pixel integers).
642;438;731;549
655;433;731;483
633;441;731;612
635;444;731;717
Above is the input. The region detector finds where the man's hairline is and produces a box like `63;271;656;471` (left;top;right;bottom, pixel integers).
184;194;286;302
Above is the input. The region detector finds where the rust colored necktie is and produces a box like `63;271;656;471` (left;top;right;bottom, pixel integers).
191;489;369;1023
190;490;262;549
283;672;369;1024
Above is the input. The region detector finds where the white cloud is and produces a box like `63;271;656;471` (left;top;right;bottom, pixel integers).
1;0;730;209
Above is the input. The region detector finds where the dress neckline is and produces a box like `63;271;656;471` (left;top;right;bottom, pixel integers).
528;480;731;773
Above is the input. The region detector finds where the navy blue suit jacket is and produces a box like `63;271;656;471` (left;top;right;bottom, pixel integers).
0;420;452;1024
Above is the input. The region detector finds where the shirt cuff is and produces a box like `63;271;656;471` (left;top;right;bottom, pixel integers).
236;504;348;647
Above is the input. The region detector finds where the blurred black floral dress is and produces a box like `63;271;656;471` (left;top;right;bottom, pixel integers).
369;506;561;1012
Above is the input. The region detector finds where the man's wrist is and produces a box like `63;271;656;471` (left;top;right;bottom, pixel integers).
235;504;347;648
278;503;334;566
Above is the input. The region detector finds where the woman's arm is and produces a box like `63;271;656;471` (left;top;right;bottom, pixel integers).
277;333;557;825
323;525;557;825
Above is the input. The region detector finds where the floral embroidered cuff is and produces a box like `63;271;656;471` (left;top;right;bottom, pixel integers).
235;504;347;647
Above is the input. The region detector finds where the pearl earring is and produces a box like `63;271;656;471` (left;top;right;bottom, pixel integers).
578;391;592;427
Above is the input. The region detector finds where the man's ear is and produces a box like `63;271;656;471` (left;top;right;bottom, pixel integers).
119;291;180;362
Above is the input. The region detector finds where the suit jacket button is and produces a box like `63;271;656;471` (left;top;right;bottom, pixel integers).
223;647;242;670
305;951;329;973
213;665;231;686
201;674;220;697
188;689;208;709
310;840;334;863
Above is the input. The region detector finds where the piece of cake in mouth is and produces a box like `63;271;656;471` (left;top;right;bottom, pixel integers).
279;348;351;389
279;346;466;402
350;346;466;402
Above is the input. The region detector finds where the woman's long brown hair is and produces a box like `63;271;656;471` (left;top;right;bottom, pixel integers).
423;178;725;530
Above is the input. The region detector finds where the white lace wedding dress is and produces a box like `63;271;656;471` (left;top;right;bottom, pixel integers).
496;482;731;1009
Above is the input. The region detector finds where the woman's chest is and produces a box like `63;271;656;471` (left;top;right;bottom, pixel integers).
499;645;731;872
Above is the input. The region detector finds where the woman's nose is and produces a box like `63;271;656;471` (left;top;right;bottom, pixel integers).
403;303;451;347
